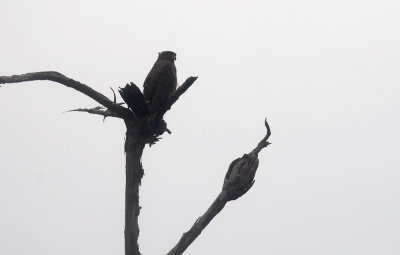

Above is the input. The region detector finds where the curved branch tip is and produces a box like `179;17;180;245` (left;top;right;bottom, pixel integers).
264;118;271;140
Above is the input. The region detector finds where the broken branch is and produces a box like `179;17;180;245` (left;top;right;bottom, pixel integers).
167;118;272;255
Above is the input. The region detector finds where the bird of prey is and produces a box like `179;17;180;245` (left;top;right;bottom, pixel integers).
143;51;177;113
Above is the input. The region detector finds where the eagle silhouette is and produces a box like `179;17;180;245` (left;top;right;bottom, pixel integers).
143;51;177;113
118;51;177;119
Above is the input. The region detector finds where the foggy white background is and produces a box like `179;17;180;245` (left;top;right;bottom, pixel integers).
1;0;399;254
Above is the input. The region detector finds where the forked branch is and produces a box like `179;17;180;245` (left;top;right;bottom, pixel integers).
1;68;200;255
0;71;132;119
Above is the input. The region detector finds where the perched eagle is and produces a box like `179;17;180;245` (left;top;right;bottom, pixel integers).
143;51;177;113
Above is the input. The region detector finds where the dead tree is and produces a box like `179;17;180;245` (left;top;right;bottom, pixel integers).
0;61;271;255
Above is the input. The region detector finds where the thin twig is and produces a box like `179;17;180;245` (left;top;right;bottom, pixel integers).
110;87;117;103
250;118;272;156
65;106;120;119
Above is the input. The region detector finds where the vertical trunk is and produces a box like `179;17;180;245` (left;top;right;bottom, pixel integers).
124;131;145;255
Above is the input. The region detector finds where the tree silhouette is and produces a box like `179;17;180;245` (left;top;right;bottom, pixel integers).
0;56;271;255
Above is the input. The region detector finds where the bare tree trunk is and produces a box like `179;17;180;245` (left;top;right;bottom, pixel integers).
1;72;272;254
124;130;145;255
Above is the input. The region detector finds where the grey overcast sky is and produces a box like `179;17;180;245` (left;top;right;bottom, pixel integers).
1;0;399;254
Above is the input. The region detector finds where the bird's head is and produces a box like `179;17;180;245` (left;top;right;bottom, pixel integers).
158;51;176;61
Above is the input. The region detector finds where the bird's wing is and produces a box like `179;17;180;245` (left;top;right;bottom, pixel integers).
143;60;163;101
156;61;177;92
